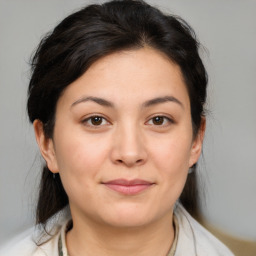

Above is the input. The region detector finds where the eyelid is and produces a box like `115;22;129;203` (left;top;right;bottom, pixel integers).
81;114;111;128
145;115;175;126
80;113;175;128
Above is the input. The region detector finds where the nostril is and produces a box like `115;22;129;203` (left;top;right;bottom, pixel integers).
115;158;144;166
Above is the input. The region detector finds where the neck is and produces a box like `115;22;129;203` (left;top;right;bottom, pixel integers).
66;211;175;256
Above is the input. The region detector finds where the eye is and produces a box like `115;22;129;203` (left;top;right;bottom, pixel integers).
82;115;110;127
146;116;174;126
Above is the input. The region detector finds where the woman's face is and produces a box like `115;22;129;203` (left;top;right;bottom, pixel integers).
36;47;204;228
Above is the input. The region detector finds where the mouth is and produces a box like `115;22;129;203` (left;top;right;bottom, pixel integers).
102;179;154;195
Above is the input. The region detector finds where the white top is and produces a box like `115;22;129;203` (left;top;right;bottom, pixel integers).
0;204;234;256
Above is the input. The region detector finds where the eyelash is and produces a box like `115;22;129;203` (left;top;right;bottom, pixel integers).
81;115;110;128
146;115;174;127
81;115;174;128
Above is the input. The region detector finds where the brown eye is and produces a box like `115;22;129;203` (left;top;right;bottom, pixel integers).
82;115;109;127
90;116;103;125
152;116;164;125
146;116;174;127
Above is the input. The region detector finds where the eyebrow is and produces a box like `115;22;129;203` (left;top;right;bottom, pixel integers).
142;96;184;108
71;96;114;108
71;95;183;109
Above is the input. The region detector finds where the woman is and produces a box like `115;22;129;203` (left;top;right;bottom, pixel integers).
0;0;234;255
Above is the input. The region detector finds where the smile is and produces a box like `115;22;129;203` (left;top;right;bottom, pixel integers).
102;179;154;195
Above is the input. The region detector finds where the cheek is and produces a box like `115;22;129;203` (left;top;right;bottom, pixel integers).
53;133;111;204
54;131;110;178
144;135;191;214
150;133;192;174
148;131;192;195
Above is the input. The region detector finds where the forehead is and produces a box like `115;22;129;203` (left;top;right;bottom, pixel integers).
57;47;190;110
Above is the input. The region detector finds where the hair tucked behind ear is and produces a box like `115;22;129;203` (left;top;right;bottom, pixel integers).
36;167;68;225
28;0;207;226
180;165;200;218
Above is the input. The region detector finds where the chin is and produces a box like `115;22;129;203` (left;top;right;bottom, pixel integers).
105;216;152;229
98;206;160;228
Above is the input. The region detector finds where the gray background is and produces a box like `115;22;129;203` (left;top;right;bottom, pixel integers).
0;0;255;245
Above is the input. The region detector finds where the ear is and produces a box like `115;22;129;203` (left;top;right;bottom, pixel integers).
33;120;59;173
189;117;206;167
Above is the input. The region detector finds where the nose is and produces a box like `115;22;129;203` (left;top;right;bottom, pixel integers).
110;124;148;167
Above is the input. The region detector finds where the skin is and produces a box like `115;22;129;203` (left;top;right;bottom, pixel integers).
34;47;205;256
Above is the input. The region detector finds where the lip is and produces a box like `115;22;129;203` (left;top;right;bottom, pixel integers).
102;179;154;195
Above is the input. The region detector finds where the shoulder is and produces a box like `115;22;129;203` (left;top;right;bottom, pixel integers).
0;227;38;256
174;203;234;256
0;209;70;256
0;227;60;256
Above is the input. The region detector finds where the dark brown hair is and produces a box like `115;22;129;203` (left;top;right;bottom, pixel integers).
27;0;207;226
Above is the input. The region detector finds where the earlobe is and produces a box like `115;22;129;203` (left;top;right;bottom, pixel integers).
33;120;59;173
189;118;206;167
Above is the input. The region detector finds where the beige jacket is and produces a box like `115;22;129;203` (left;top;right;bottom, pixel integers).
0;204;234;256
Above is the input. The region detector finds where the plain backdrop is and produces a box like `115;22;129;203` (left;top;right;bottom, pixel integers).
0;0;256;245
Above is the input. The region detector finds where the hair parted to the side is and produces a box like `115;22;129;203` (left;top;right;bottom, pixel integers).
27;0;207;226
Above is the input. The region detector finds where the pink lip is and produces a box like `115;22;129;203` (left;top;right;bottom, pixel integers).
102;179;154;195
